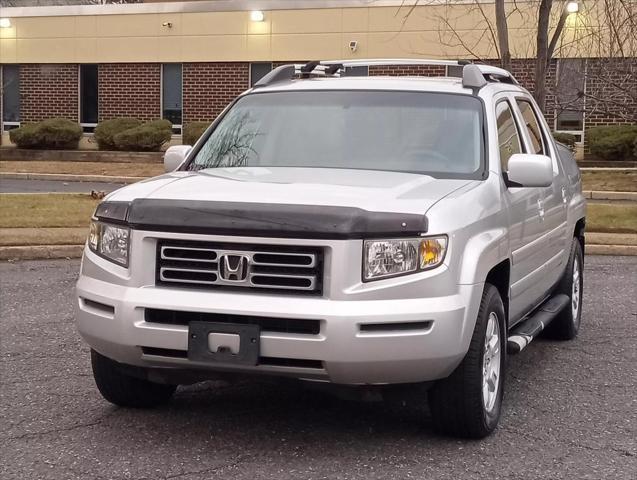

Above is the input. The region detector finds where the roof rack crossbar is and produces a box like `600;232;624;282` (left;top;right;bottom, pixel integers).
252;58;518;91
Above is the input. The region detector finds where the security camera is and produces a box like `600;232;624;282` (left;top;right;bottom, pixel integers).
349;40;358;53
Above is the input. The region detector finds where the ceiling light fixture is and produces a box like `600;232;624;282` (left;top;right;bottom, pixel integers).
250;11;265;22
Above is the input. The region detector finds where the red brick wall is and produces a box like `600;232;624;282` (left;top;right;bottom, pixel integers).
98;63;161;121
10;59;634;136
19;64;78;122
182;62;249;124
583;57;637;126
511;59;557;125
369;64;447;77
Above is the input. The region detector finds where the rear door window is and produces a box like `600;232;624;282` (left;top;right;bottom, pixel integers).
516;100;545;155
495;101;523;171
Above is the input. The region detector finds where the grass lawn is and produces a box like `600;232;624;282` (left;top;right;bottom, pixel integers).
587;203;637;234
0;227;87;246
581;170;637;192
0;194;99;228
0;161;163;178
0;194;635;249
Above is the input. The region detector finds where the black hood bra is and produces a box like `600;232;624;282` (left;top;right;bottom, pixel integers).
95;199;428;240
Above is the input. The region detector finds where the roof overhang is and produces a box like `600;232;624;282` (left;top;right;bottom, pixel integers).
1;0;495;18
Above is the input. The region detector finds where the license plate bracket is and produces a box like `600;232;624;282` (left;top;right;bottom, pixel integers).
188;321;260;365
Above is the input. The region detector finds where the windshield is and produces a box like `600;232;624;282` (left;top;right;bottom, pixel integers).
187;90;485;178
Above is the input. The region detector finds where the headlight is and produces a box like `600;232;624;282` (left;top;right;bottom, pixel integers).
363;236;447;281
88;220;130;267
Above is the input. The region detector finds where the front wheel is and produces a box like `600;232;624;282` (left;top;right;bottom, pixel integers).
428;284;506;438
91;350;177;408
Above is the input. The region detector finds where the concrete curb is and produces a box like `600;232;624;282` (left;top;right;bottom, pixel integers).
0;148;163;164
0;244;84;261
586;244;637;256
582;190;637;201
580;167;637;171
0;172;144;184
587;233;637;246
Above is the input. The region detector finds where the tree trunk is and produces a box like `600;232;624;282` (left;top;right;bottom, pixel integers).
495;0;512;71
535;0;553;112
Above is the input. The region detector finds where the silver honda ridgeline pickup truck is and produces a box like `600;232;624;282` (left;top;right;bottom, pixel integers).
76;60;586;438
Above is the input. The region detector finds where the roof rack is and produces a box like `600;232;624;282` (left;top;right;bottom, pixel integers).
253;58;518;91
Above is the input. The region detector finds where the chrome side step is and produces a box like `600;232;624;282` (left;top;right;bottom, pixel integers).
507;294;570;354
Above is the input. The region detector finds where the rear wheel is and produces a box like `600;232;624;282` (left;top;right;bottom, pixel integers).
544;238;583;340
428;284;506;438
91;350;176;408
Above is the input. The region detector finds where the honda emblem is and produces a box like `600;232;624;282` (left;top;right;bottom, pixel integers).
218;254;249;282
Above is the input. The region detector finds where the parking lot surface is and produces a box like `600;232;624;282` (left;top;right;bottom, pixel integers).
1;256;635;479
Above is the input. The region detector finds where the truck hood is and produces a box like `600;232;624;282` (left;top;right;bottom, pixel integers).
108;167;473;216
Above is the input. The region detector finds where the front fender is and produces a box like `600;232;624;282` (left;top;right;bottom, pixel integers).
456;227;508;286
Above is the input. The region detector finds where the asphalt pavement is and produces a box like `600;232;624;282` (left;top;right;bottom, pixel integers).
1;256;635;479
0;178;125;193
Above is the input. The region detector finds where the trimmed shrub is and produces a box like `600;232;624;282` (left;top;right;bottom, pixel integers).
9;118;82;149
183;121;210;146
113;119;172;152
9;123;40;149
587;125;637;161
553;132;577;148
144;119;173;132
94;118;142;150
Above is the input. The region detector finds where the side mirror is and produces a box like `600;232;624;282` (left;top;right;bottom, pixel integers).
506;153;553;188
164;145;192;172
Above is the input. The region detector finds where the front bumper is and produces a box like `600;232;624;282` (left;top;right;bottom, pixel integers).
76;268;483;386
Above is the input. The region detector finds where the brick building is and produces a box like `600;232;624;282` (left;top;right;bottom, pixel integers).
1;0;635;150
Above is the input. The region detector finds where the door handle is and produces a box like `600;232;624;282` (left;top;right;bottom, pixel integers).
561;185;568;204
537;198;545;220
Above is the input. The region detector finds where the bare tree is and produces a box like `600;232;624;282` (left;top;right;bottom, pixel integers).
397;0;634;115
192;111;261;169
555;0;637;123
494;0;511;71
534;0;565;111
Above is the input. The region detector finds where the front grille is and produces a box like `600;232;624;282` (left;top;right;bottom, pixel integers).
156;240;324;295
145;309;321;336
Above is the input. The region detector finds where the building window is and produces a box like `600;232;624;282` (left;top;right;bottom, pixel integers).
344;66;369;77
80;64;99;132
162;63;182;134
2;64;20;131
555;59;586;138
250;62;272;87
447;65;464;78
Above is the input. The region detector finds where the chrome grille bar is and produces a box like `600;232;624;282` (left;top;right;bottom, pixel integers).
156;241;323;294
160;245;218;263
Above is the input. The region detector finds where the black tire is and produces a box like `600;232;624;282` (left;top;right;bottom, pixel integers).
543;238;583;340
428;284;506;439
91;350;176;408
